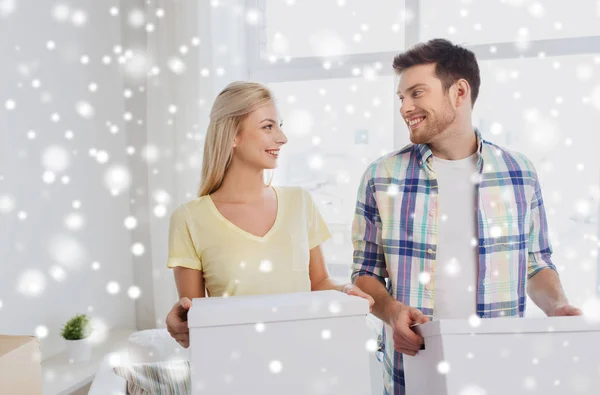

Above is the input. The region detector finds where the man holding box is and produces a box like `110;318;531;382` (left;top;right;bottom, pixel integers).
352;38;582;395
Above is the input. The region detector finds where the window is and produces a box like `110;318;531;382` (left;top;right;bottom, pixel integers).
475;53;600;315
246;0;406;281
264;0;406;59
269;77;395;278
245;0;600;304
420;0;600;45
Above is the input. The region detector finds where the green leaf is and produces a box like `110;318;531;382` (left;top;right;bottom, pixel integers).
60;314;92;340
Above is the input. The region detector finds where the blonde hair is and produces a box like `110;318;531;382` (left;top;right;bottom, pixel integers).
198;81;274;197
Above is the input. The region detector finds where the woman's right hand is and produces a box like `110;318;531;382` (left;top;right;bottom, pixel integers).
166;297;192;348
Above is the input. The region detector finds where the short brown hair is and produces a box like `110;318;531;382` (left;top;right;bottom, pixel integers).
393;39;481;106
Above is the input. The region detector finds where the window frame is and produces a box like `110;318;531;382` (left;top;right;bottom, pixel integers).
243;0;600;295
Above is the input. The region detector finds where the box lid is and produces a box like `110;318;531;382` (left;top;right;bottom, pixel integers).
188;290;369;328
0;335;37;358
415;316;600;338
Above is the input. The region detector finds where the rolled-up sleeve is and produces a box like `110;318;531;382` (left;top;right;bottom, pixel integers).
351;165;388;285
527;172;557;279
167;205;203;271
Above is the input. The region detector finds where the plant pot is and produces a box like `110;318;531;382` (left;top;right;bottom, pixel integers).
65;338;92;363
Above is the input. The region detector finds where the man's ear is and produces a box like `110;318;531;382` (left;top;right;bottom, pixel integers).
454;79;471;108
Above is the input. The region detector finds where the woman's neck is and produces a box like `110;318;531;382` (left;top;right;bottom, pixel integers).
212;160;268;203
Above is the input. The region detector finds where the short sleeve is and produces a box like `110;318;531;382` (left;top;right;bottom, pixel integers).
166;205;203;271
302;189;332;249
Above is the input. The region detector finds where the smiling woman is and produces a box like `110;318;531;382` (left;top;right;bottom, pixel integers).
165;81;374;349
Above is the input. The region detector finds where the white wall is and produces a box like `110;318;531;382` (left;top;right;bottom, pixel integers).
0;0;250;357
0;0;136;358
145;0;249;327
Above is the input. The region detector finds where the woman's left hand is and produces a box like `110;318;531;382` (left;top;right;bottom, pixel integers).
342;284;375;312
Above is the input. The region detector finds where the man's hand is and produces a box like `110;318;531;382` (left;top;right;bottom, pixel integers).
389;303;429;356
166;297;192;348
552;304;583;317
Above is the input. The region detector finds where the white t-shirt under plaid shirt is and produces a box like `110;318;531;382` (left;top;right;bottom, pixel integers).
351;130;557;395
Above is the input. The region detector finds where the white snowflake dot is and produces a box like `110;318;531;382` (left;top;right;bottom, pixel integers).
71;9;87;26
128;286;141;299
490;226;502;238
387;185;399;196
468;314;482;328
95;151;109;164
52;4;70;22
0;195;16;214
131;243;145;256
523;376;537;390
124;216;137;230
49;265;66;282
65;213;84;230
419;272;431;285
365;338;378;352
17;270;47;297
35;325;49;339
153;205;167;218
328;301;342;314
269;360;282;374
259;260;273;273
437;361;450;375
459;385;487;395
43;171;56;184
106;281;120;294
128;9;145;28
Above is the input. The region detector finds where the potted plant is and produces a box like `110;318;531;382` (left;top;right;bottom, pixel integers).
60;314;93;363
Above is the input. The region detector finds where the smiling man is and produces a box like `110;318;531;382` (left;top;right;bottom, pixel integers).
351;39;582;395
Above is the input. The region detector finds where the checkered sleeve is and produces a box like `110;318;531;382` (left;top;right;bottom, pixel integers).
351;165;388;284
527;171;557;278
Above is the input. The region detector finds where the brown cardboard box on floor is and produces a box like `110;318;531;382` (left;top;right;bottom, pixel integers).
0;335;42;395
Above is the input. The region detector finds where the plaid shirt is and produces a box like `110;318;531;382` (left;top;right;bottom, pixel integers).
351;130;557;395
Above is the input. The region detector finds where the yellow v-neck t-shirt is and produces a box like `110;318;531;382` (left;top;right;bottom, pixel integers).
167;186;332;297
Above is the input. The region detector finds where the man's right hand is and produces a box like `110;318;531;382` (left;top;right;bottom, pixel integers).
166;297;192;348
389;302;429;356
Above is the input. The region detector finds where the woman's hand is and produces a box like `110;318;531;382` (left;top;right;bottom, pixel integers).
166;297;192;348
342;284;375;312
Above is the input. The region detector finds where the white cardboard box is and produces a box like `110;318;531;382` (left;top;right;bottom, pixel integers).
404;316;600;395
188;290;372;395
